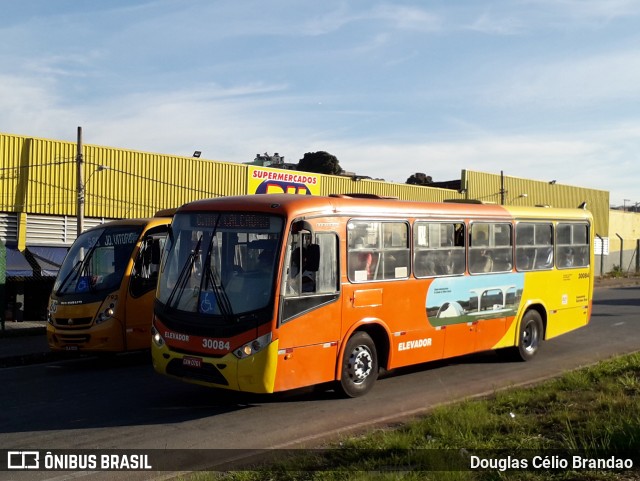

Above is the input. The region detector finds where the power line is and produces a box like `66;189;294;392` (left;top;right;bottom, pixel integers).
99;164;225;197
0;159;75;172
6;178;172;215
1;159;228;198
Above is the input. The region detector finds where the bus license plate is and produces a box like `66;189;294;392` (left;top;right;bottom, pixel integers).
182;356;202;368
64;346;79;351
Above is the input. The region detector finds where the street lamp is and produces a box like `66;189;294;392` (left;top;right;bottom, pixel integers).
623;199;630;212
77;165;109;236
508;193;528;203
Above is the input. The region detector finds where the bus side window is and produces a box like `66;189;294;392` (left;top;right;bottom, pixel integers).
381;223;409;279
347;222;378;281
556;222;589;269
348;220;407;281
414;221;465;278
285;232;337;296
281;232;339;323
289;244;318;293
470;223;512;274
130;227;168;298
516;222;553;271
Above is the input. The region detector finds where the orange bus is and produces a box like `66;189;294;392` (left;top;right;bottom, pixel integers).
151;194;593;397
47;214;172;353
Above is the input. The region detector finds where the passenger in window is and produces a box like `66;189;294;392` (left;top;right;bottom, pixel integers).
517;248;533;270
191;255;203;285
416;251;438;276
438;249;456;275
353;245;374;279
575;247;588;266
290;247;316;293
257;249;274;272
535;247;553;269
447;249;465;275
474;249;493;273
560;248;575;267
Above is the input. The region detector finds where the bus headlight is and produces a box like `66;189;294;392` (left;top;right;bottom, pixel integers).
95;298;118;325
96;302;116;324
151;325;165;348
233;333;272;359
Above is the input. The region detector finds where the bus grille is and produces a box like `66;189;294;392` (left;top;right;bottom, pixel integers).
166;359;229;386
54;317;93;328
58;334;91;343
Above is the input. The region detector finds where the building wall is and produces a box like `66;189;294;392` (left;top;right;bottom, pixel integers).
1;131;622;324
2;131;611;246
319;175;464;202
0;132;247;220
600;210;640;276
462;170;609;236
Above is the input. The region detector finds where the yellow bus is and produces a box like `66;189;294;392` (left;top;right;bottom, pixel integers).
47;214;172;353
151;194;593;397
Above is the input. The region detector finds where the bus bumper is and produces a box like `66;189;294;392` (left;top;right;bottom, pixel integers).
151;339;280;394
47;318;125;352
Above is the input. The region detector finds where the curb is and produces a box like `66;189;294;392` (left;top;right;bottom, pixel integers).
0;326;46;339
594;278;640;289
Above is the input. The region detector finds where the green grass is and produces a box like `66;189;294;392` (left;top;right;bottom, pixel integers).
181;353;640;481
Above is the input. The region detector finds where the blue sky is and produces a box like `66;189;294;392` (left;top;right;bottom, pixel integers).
1;1;639;206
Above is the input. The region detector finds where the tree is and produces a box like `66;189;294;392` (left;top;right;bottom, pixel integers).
296;151;343;175
406;172;433;185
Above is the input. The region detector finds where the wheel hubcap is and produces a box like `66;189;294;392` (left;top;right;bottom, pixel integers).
348;345;373;384
523;322;539;353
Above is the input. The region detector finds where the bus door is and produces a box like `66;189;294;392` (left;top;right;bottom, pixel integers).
275;225;341;391
125;225;169;350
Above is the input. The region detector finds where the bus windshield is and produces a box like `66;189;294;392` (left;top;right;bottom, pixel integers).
55;225;143;296
157;212;283;321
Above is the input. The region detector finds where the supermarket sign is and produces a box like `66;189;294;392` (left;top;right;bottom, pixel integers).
248;166;321;195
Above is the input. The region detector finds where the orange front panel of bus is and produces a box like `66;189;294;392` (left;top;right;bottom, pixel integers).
123;289;156;351
274;341;338;392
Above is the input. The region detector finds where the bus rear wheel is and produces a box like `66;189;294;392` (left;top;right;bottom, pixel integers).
337;331;378;398
512;310;543;361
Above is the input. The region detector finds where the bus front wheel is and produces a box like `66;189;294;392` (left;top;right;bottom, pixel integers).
337;331;378;398
513;310;543;361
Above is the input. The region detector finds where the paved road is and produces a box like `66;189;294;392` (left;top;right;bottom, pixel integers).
0;285;638;480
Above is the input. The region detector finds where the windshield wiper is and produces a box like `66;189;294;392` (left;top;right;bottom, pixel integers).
203;251;234;322
164;234;203;310
56;239;101;295
198;215;233;321
55;259;83;296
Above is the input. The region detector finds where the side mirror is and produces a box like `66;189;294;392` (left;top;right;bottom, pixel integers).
292;219;314;234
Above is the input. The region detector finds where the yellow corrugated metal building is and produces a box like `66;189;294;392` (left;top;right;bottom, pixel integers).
1;131;610;241
0;130;629;323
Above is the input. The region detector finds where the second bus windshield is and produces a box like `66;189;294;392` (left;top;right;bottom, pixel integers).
54;225;143;296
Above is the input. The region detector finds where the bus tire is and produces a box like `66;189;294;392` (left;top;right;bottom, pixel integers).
337;331;378;398
512;310;543;361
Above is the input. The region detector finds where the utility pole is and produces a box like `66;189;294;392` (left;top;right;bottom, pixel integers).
76;126;84;236
500;170;506;205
